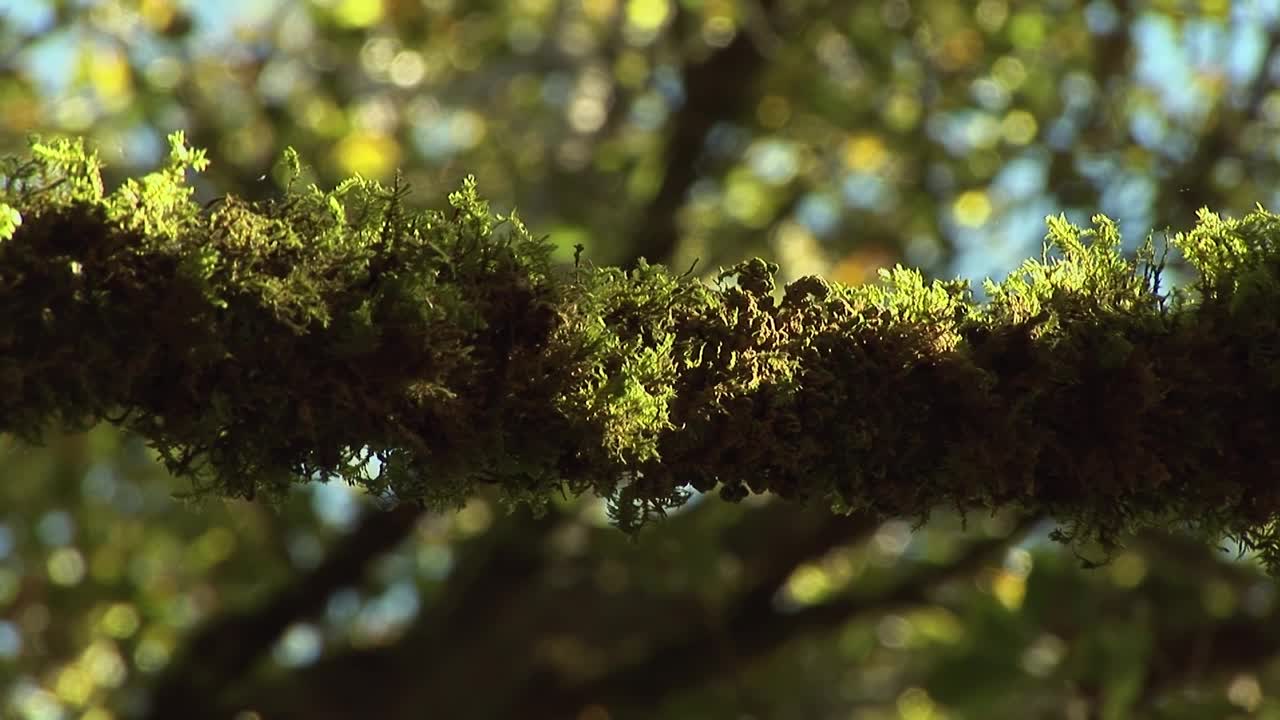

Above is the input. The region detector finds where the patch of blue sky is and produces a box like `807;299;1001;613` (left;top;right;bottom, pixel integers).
81;463;119;504
969;77;1009;112
1073;149;1116;183
926;110;1000;157
325;587;362;625
1132;13;1202;120
1044;116;1078;151
0;620;20;659
0;0;54;34
257;58;308;104
706;122;750;158
186;0;283;46
540;71;574;107
411;115;461;159
652;64;684;107
288;531;324;569
273;622;323;667
1098;172;1156;230
925;113;971;156
1083;0;1121;34
1059;72;1097;112
795;193;840;237
1182;12;1270;94
1129;107;1168;149
991;151;1048;202
688;176;720;202
15;27;77;96
840;171;892;211
1183;18;1226;71
747;139;798;186
949;198;1060;291
1154;129;1195;164
312;481;359;532
1225;20;1269;93
357;580;421;634
628;92;669;131
35;510;74;547
1238;0;1280;23
116;126;166;169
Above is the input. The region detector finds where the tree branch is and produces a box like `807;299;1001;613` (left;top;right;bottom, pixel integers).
6;136;1280;568
624;0;782;267
143;502;424;719
521;515;1039;719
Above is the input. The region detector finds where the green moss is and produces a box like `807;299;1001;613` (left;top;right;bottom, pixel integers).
5;136;1280;571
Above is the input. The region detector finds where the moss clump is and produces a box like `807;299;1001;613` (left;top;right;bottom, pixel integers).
4;137;1280;569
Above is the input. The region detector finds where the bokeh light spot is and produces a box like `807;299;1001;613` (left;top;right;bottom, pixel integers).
1107;551;1147;588
37;510;75;546
723;174;770;227
189;527;237;569
975;0;1009;32
1009;11;1046;49
455;500;493;536
756;95;791;129
333;131;401;179
134;627;175;673
843;134;887;172
991;569;1026;610
784;563;830;606
274;623;323;667
48;547;86;586
569;96;607;133
450;110;488;150
1002;109;1038;144
1021;633;1066;677
625;0;671;43
953;190;992;227
87;45;132;111
332;0;383;28
83;640;128;688
884;94;921;131
100;603;141;639
55;664;93;706
747;140;798;185
897;687;937;720
1228;673;1263;711
389;51;426;88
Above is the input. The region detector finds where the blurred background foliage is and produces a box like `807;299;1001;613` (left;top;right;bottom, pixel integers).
3;0;1280;718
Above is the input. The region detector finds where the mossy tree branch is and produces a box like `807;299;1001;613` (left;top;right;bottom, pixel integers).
3;136;1280;568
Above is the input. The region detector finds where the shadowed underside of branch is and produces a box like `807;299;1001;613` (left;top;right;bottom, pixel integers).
3;136;1279;567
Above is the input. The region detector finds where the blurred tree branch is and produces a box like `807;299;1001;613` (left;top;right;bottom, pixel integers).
624;0;782;267
519;514;1039;719
142;502;425;719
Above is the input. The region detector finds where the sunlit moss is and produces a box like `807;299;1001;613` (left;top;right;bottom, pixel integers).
6;136;1280;573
